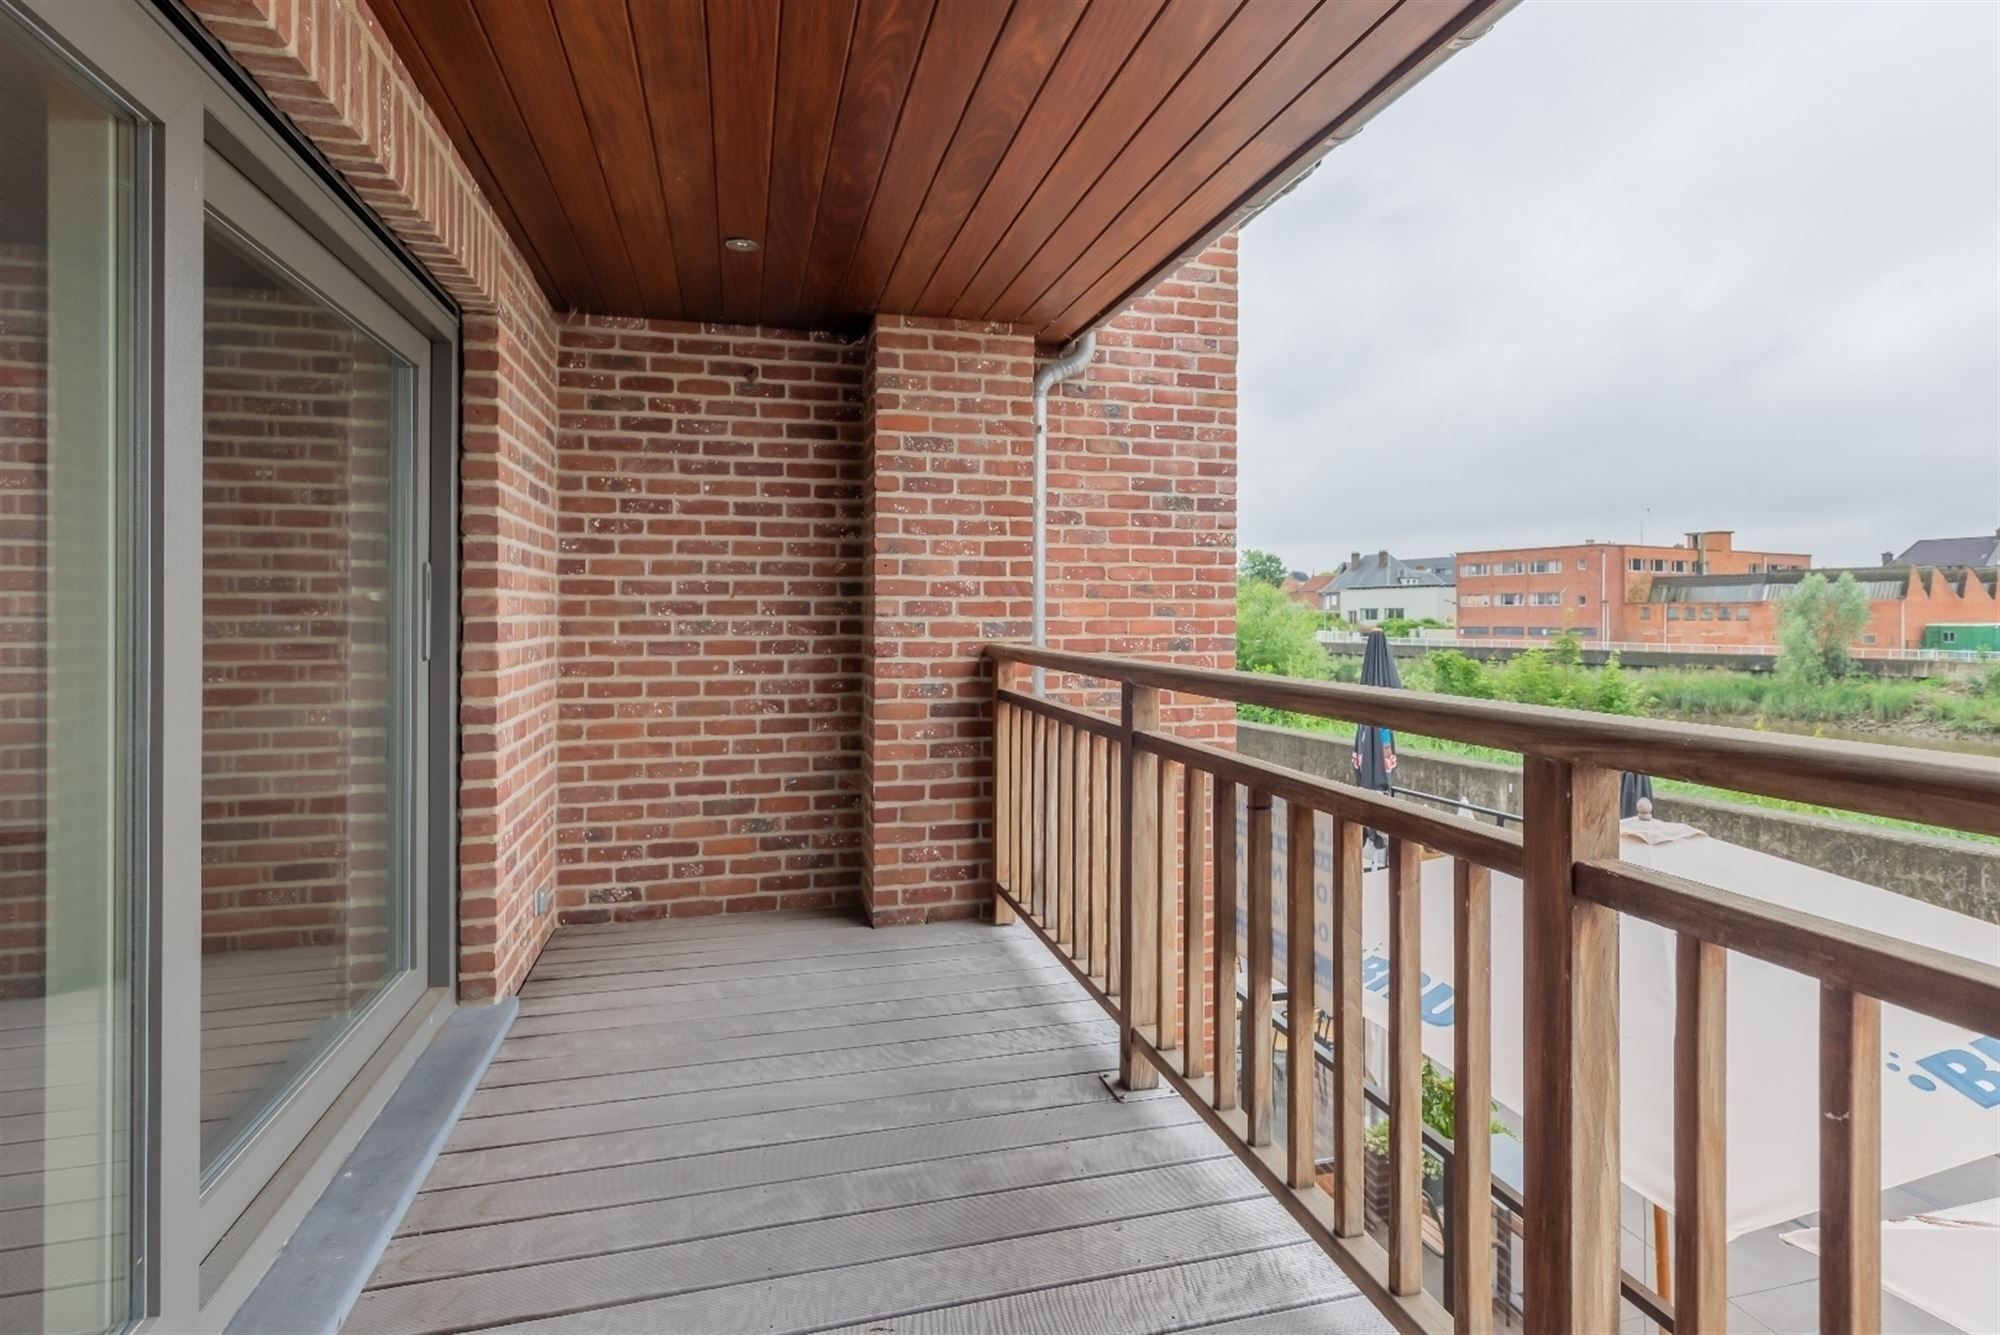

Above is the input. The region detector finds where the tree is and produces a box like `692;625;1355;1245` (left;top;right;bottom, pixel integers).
1239;549;1288;588
1236;580;1331;678
1776;572;1871;684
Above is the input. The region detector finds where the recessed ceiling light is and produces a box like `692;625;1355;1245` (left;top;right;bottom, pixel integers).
724;237;759;253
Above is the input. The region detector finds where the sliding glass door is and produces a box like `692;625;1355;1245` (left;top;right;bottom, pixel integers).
196;164;425;1182
2;1;455;1328
0;12;139;1334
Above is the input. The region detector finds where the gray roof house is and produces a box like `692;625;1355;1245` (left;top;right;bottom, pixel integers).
1892;531;2000;567
1324;551;1458;624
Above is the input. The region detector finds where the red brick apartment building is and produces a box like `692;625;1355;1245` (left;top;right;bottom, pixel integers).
1634;564;2000;650
1455;530;1810;640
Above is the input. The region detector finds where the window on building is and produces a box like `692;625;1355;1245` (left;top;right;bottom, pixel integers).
1735;608;1750;621
1944;630;1958;643
1386;607;1406;620
1529;560;1560;574
1667;607;1680;620
1460;563;1488;577
1461;626;1490;637
1575;594;1588;605
1673;561;1689;573
1494;626;1525;637
1496;593;1524;606
1360;608;1379;621
1497;561;1526;574
1629;558;1644;571
1750;563;1762;573
1639;607;1652;620
1652;559;1667;571
1863;634;1878;644
1530;592;1561;606
1700;607;1714;620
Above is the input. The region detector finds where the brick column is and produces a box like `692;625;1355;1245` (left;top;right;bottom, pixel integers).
861;317;1035;925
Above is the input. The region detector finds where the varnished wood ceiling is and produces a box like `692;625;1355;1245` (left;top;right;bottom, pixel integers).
372;0;1501;343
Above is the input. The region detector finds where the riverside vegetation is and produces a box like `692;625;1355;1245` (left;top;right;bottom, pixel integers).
1234;560;2000;843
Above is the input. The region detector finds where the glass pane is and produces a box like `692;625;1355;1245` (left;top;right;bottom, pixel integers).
200;221;410;1175
0;16;136;1335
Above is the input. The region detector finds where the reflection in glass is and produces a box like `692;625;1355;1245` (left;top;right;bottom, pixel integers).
199;223;409;1174
0;15;136;1335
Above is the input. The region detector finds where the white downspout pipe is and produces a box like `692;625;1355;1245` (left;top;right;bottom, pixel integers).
1030;331;1097;694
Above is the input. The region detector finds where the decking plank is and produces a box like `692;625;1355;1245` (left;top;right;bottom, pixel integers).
497;977;1081;1051
349;1165;1265;1334
813;1244;1363;1335
471;1198;1311;1334
478;997;1107;1089
351;910;1390;1335
512;956;1066;1023
440;1043;1119;1155
397;1095;1198;1234
370;1124;1230;1288
461;1018;1118;1118
423;1066;1121;1193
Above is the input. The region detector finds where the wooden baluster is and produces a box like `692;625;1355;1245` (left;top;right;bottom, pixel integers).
1330;817;1364;1236
1075;727;1090;960
1157;760;1180;1052
1675;934;1728;1335
1016;707;1032;919
1522;757;1623;1333
1108;739;1122;998
1118;685;1160;1090
1030;711;1046;922
1820;985;1882;1335
1245;788;1275;1145
1090;733;1110;984
1056;722;1075;949
1043;711;1059;926
1286;801;1318;1188
1213;778;1240;1111
994;701;1013;923
1453;859;1495;1334
1183;766;1209;1081
1388;835;1423;1296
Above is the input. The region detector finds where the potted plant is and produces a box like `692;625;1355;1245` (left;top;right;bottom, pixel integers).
1363;1060;1511;1229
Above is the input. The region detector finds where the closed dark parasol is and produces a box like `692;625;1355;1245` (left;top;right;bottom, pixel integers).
1350;630;1401;793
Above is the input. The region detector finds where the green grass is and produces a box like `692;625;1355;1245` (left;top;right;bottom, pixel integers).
1637;668;2000;733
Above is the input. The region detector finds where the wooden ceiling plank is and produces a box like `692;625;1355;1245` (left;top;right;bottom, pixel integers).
473;0;645;313
834;0;1015;318
708;0;781;326
760;0;859;326
908;0;1163;319
1016;0;1397;331
629;0;723;319
376;0;600;309
1039;1;1474;345
790;0;935;326
942;0;1249;323
980;0;1320;323
550;0;683;317
872;0;1087;317
370;0;564;305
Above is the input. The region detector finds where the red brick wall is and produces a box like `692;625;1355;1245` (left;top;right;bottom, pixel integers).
862;318;1037;925
458;303;560;1000
554;319;866;922
1045;237;1239;742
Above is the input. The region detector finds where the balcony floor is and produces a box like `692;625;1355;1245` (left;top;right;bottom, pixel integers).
346;909;1386;1334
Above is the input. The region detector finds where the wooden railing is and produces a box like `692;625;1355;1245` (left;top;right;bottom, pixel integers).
985;644;2000;1335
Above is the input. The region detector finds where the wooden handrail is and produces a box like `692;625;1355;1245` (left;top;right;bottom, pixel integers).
988;642;2000;835
985;648;2000;1335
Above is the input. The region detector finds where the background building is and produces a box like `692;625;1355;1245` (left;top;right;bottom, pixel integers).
1638;565;2000;650
1455;531;1810;640
1323;550;1455;625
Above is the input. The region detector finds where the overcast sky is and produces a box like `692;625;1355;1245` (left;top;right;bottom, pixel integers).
1240;0;2000;574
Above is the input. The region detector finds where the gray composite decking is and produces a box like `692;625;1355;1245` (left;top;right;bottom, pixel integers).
348;909;1390;1334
